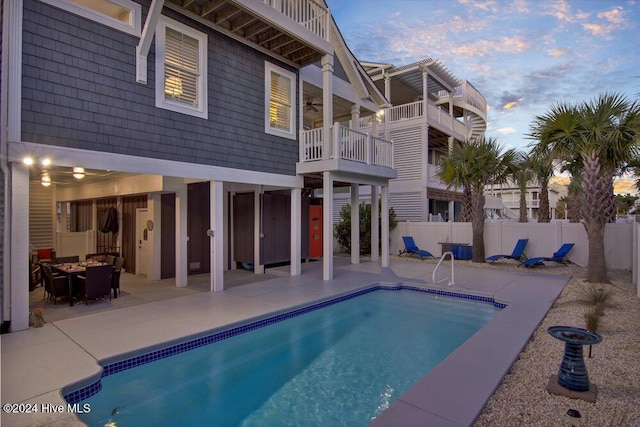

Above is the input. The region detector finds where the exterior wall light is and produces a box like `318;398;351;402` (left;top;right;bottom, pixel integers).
41;173;52;187
72;167;85;179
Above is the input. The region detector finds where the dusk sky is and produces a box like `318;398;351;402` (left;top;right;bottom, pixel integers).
326;0;640;156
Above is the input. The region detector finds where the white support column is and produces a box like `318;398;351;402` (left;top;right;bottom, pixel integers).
350;104;360;130
351;184;360;264
384;73;390;100
381;184;390;268
323;171;334;280
254;187;265;274
321;54;334;160
290;187;302;276
422;68;429;119
210;180;224;292
229;191;237;270
10;164;29;331
371;185;379;261
422;124;430;221
448;200;455;222
175;185;188;287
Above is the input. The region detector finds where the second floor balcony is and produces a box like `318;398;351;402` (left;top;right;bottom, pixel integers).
167;0;331;67
297;123;397;180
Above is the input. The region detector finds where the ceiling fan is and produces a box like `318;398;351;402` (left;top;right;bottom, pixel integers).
304;98;322;112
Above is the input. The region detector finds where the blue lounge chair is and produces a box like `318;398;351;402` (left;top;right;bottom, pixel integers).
486;239;528;263
522;243;575;268
400;236;435;259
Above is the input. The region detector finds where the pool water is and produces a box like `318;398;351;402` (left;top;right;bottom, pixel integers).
77;288;501;426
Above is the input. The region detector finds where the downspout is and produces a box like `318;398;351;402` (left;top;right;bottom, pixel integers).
1;0;23;331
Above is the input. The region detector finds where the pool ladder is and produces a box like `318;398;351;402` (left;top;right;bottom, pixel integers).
432;251;455;287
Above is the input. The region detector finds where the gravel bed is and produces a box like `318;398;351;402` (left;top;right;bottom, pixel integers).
466;262;639;427
390;255;639;426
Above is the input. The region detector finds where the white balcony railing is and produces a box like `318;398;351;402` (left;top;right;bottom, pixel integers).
300;123;393;168
503;199;540;208
263;0;329;40
385;101;423;123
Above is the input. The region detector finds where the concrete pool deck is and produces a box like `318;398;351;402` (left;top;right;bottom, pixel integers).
1;257;569;426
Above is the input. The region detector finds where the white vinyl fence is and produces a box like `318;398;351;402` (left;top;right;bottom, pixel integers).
391;221;636;276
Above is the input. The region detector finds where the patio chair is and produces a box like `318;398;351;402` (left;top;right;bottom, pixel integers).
76;264;113;306
400;236;435;259
56;255;80;264
36;248;56;264
486;239;528;263
42;264;69;304
522;243;575;268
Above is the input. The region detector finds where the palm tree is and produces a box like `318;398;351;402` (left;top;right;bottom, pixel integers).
529;92;640;283
511;152;534;222
437;137;516;262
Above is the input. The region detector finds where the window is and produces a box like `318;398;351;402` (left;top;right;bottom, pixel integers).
41;0;141;36
155;17;208;119
265;62;296;139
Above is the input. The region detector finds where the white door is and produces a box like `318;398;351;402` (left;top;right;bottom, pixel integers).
136;208;149;277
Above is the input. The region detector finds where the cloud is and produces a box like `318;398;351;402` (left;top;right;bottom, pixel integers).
511;0;530;14
598;7;626;24
453;36;529;58
503;98;524;110
495;127;517;135
582;7;632;39
583;23;612;38
548;48;569;57
544;0;574;22
457;0;498;12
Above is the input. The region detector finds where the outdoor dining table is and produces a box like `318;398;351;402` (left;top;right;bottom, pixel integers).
51;261;105;306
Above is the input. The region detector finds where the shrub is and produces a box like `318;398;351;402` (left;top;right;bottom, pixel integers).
576;283;612;315
335;202;397;254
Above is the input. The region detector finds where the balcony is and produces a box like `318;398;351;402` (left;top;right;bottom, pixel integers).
374;101;469;140
503;199;540;209
297;123;396;180
166;0;331;66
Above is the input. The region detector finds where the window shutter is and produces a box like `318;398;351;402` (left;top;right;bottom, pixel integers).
269;71;291;131
165;28;200;106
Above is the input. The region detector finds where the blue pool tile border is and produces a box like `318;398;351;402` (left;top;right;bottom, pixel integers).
63;285;506;404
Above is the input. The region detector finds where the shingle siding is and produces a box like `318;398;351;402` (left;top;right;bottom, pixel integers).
21;0;299;176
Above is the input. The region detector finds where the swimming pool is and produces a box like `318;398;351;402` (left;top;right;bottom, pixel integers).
66;285;504;426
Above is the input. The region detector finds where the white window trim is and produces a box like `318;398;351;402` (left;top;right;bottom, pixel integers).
155;16;208;120
265;62;297;140
40;0;142;36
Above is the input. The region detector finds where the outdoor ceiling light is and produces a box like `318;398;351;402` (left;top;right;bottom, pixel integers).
72;167;85;179
23;156;35;166
41;173;51;187
41;158;52;167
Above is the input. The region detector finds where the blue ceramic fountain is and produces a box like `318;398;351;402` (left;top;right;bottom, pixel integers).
548;326;602;391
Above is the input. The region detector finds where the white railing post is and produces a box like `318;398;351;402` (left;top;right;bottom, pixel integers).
366;133;371;164
333;122;340;159
299;129;304;162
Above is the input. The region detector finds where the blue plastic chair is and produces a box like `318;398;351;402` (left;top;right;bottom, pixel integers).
522;243;575;268
486;239;528;263
400;236;434;259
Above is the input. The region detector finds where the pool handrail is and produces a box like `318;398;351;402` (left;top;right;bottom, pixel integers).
433;251;455;287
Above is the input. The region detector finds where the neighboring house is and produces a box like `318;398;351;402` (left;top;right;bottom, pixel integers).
0;0;395;332
331;59;488;222
487;181;566;221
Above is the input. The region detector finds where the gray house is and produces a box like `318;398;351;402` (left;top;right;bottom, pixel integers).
0;0;395;332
